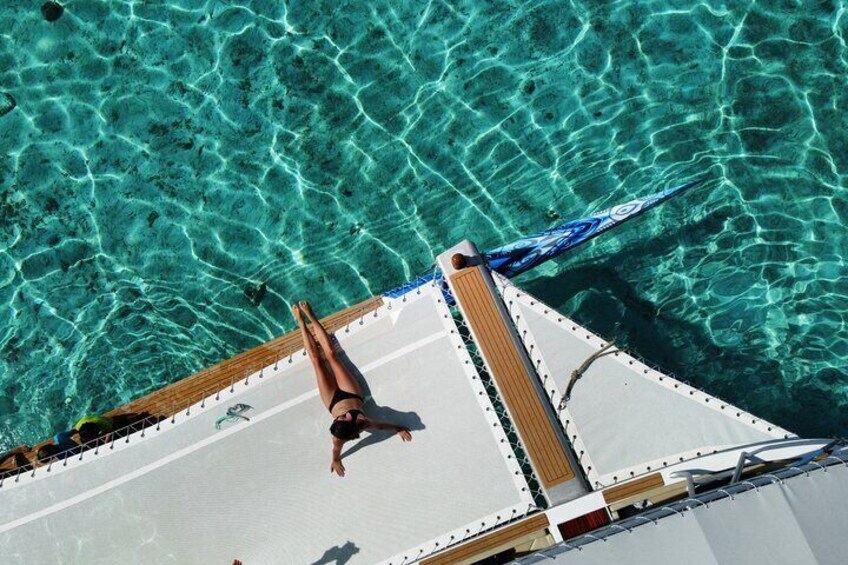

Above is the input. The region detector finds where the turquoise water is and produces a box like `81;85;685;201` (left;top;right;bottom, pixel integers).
1;0;846;451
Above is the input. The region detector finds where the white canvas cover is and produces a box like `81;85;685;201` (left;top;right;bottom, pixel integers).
494;274;792;487
0;285;533;564
521;454;848;565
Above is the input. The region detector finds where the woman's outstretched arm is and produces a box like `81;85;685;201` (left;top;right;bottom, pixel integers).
364;419;412;441
331;437;346;477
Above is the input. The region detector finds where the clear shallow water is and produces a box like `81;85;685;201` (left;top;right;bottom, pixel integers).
0;0;846;450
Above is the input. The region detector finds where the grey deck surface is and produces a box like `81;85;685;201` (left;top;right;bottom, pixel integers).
0;286;532;564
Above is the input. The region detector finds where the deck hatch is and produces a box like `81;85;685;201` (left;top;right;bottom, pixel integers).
557;508;611;540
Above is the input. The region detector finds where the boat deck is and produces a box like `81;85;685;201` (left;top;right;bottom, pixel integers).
0;285;537;564
493;275;792;487
0;298;382;473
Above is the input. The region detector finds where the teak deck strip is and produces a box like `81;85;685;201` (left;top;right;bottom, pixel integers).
421;514;550;565
450;266;574;488
0;297;382;472
602;472;665;504
107;297;383;418
608;481;687;513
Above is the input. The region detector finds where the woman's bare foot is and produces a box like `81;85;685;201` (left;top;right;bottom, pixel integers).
292;303;305;325
300;301;337;354
300;301;318;322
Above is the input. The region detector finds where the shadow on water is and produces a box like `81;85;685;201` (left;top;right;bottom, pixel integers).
519;215;848;439
335;351;425;460
310;541;360;565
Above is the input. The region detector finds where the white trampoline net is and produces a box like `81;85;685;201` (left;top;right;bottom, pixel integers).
0;285;533;564
493;274;791;487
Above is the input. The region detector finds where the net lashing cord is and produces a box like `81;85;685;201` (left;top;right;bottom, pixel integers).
450;308;547;509
559;342;618;410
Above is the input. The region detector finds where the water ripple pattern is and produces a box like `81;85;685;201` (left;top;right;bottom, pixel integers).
0;0;846;449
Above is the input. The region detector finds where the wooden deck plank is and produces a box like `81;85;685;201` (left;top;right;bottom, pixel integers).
602;472;665;504
421;514;550;565
608;481;688;513
461;289;557;472
464;286;561;470
467;271;566;475
449;267;574;488
462;274;564;477
460;289;552;466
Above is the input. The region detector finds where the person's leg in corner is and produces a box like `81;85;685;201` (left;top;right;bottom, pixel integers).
294;303;337;409
300;302;363;397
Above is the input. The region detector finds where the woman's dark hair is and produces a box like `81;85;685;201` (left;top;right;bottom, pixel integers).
37;444;61;461
78;422;103;444
330;419;360;441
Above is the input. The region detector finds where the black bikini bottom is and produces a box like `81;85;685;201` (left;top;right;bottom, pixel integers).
329;388;363;413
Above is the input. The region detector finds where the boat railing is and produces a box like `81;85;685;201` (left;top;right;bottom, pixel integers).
728;438;844;484
0;297;392;488
0;378;238;486
512;448;848;563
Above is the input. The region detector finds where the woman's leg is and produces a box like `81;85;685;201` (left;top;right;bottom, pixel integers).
300;302;363;397
294;304;336;409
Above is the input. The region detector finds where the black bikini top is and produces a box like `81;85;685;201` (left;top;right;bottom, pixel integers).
338;409;364;424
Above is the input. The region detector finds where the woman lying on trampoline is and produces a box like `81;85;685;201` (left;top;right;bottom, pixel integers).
294;301;412;477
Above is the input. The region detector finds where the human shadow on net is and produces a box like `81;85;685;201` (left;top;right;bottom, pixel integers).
310;541;360;565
